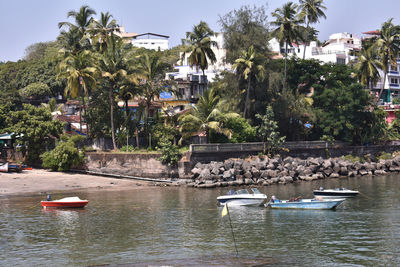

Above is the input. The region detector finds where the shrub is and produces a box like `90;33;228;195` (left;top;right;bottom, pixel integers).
41;138;85;171
376;152;392;161
120;145;135;152
158;136;181;166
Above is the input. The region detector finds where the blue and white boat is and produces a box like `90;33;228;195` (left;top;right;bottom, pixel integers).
267;196;345;210
313;187;359;199
217;188;267;207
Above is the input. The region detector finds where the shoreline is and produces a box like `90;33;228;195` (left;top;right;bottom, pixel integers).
0;169;151;198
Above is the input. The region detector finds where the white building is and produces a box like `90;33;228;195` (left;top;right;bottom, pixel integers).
269;32;361;65
116;27;169;51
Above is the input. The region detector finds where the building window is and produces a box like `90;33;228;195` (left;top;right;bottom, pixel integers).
391;78;399;84
336;58;346;65
390;65;398;71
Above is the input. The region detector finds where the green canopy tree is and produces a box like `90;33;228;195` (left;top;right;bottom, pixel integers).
181;21;217;76
88;11;118;53
58;5;96;42
354;46;382;89
5;104;64;165
298;0;327;59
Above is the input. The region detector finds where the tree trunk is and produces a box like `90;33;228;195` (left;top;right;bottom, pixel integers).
146;101;151;148
135;128;140;149
109;87;117;150
125;99;129;150
378;70;387;101
303;20;309;60
243;77;251;118
284;42;288;89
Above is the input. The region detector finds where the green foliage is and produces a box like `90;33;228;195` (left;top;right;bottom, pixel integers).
120;145;136;152
219;5;270;63
19;82;51;100
157;136;181;166
255;106;286;156
5;104;64;165
209;115;257;143
41;135;85;171
344;154;363;163
376;151;392;161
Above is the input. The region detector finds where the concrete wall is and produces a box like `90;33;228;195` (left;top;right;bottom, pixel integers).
86;152;179;179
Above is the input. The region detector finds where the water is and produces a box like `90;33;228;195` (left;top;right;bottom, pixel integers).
1;174;400;266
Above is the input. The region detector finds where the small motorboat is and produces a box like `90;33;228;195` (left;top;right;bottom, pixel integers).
217;188;267;207
41;196;89;208
313;187;359;199
267;196;345;210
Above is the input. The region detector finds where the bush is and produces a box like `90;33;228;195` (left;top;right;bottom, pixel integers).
41;137;85;171
376;152;392;161
120;145;136;152
158;136;181;166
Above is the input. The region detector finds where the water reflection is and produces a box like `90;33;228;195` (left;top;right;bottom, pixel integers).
1;175;400;266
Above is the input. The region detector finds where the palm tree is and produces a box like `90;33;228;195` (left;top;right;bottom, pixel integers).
298;0;327;59
271;2;303;86
355;46;382;89
137;53;169;147
373;19;400;100
58;5;96;36
88;12;118;53
56;50;98;133
232;45;265;119
182;21;217;76
179;88;238;143
100;34;134;150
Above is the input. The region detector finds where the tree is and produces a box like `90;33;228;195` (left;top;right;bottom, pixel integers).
298;0;327;59
100;34;135;150
354;46;382;89
88;11;118;53
58;5;96;40
19;82;51;100
233;45;265;118
219;5;270;63
179;88;238;143
181;21;217;76
56;50;98;132
5;104;64;165
271;2;303;86
255;106;286;156
373;19;400;100
137;53;170;147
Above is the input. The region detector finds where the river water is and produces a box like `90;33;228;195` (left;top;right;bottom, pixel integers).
1;174;400;267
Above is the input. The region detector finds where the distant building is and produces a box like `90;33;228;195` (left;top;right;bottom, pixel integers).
164;33;231;111
116;26;169;51
269;32;361;65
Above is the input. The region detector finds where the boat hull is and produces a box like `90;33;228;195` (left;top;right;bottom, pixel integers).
269;199;345;210
41;201;88;208
217;197;267;207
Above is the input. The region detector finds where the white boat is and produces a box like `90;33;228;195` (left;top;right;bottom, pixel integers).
313;187;359;198
41;196;89;208
217;188;267;207
0;162;8;172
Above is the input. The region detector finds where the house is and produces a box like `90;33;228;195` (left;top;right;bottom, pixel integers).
269;32;361;65
116;26;169;51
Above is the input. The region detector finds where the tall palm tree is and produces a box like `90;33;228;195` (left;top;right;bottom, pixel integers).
179;88;237;143
56;50;98;133
59;5;96;35
137;53;169;147
373;19;400;100
271;2;303;86
182;21;217;76
100;34;134;150
298;0;327;59
232;45;265;119
355;46;382;89
88;12;118;53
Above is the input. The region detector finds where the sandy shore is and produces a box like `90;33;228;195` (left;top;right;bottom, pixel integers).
0;169;151;197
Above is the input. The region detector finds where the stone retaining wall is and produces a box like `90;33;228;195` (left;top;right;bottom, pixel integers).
180;155;400;188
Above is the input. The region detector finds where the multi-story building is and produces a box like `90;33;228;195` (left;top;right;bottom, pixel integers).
269;32;361;65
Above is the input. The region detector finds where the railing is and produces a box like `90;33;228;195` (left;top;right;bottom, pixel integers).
190;141;348;153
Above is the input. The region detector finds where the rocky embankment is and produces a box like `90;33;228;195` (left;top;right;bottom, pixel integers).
178;155;400;188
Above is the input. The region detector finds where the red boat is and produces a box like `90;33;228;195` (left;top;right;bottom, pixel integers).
41;197;88;208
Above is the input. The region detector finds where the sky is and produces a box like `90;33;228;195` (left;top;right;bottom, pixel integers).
0;0;400;62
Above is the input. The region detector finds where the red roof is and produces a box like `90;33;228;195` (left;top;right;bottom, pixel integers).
362;30;380;35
